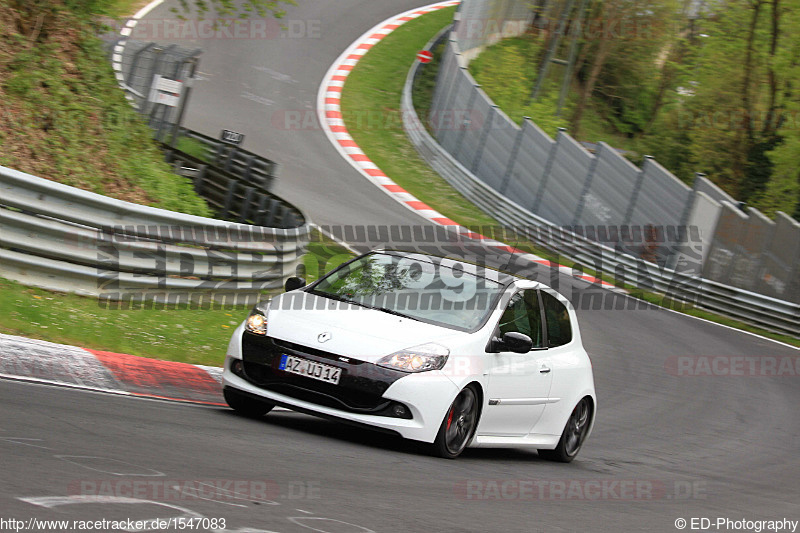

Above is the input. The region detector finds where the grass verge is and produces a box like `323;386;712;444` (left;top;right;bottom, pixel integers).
339;7;799;347
0;234;354;365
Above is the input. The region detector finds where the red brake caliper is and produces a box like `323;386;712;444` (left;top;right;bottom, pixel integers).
446;406;455;430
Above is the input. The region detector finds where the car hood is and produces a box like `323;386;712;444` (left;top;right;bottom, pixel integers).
265;292;464;362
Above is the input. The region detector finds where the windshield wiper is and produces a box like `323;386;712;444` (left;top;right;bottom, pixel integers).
309;290;420;321
370;306;420;321
309;290;369;308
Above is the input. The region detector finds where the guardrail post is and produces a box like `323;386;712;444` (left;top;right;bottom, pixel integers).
224;145;238;173
532;127;566;214
239;186;255;223
262;199;280;226
439;62;466;146
666;172;702;271
280;206;293;229
453;85;479;163
254;194;269;226
430;41;457;129
169;55;199;147
571;142;602;225
220;178;238;219
499;117;528;195
622;155;651;228
790;242;800;305
193;165;207;195
143;46;164;118
241;154;254;183
471;105;497;173
266;162;279;191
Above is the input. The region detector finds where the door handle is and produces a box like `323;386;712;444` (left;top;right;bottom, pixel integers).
540;366;551;374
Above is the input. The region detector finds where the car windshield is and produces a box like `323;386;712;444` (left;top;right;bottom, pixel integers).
309;252;506;331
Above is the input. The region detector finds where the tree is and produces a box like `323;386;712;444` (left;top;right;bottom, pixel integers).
753;0;800;219
568;0;678;137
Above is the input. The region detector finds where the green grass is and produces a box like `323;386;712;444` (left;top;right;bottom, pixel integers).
0;233;355;365
0;276;244;367
339;8;799;346
0;3;212;216
468;36;644;157
0;1;360;365
340;7;499;228
175;136;212;162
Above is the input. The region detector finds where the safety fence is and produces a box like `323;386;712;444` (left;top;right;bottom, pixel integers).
0;37;319;304
0;165;309;305
163;140;301;229
110;39;280;191
415;0;799;307
402;26;800;336
175;128;278;192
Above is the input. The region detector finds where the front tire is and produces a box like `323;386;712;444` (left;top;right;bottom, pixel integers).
538;397;591;463
224;387;274;418
432;386;479;459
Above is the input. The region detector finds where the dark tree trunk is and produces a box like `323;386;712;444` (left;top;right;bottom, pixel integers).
763;0;781;135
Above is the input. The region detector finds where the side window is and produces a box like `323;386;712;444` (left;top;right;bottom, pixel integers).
497;290;543;349
542;291;572;347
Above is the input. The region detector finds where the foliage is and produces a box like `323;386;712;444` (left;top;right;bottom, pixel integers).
0;1;212;216
468;0;800;219
469;37;569;136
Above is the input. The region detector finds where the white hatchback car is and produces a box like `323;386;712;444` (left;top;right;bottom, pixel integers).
223;250;596;460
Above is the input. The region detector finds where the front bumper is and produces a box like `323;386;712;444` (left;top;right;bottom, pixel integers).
222;326;459;443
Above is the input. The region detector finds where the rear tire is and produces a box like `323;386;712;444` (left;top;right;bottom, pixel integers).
224;387;274;418
538;397;591;463
432;386;479;459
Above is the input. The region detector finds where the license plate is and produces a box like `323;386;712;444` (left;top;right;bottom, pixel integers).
278;355;342;385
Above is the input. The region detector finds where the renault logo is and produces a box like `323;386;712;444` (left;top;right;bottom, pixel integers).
317;332;332;343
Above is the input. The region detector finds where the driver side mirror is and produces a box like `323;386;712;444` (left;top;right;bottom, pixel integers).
284;276;306;292
489;332;533;354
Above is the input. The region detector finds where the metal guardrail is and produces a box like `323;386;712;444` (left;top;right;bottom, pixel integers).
175;128;279;192
163;141;300;229
0;165;310;303
107;39;281;193
402;29;800;337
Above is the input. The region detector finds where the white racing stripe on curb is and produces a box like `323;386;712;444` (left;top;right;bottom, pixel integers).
0;373;133;397
110;0;165;90
0;334;235;402
0;333;122;391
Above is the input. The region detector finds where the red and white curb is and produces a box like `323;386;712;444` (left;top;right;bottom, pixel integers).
316;1;616;289
0;333;224;406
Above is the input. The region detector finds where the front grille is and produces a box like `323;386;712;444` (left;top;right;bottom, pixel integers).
240;333;405;413
271;338;350;362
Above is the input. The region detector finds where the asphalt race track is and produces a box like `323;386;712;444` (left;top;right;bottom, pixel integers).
1;1;799;532
153;0;440;228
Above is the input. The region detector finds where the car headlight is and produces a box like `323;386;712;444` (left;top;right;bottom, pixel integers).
244;306;269;336
377;343;449;372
